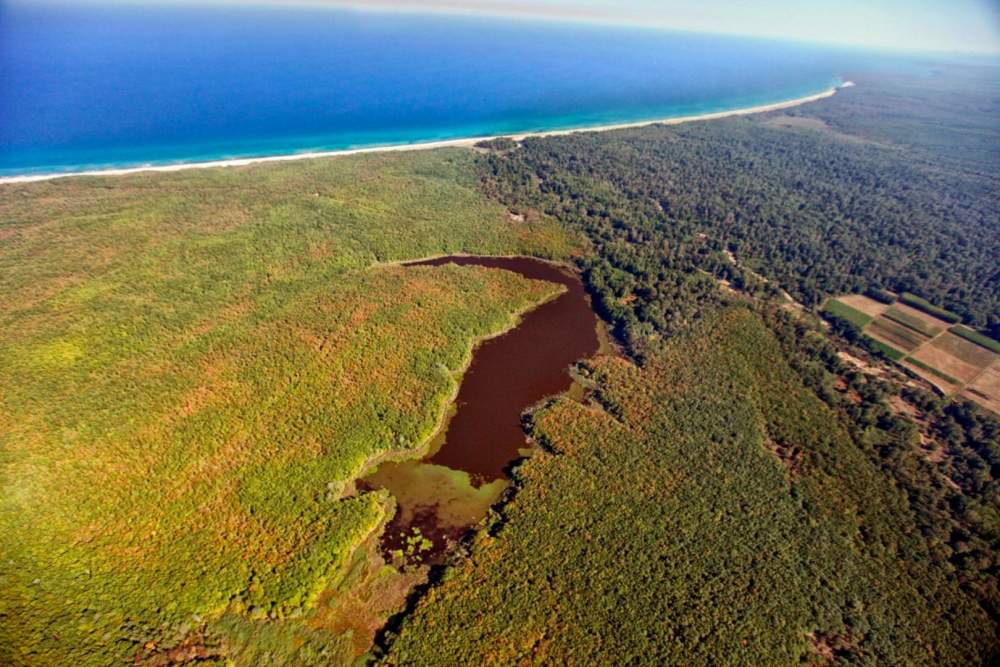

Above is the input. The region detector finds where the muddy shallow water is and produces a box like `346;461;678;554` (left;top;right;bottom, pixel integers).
359;256;602;566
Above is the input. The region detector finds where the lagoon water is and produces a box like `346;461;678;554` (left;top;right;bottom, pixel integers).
2;2;902;176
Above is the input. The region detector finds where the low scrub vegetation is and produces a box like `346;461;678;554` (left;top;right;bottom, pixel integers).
0;150;576;664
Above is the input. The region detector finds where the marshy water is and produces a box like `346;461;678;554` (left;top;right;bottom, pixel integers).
359;256;603;566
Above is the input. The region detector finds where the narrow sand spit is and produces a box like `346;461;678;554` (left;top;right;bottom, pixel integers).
0;82;854;185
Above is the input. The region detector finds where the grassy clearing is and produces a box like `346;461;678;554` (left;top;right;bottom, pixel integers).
823;298;874;330
383;310;995;665
0;149;578;664
837;293;892;319
951;325;1000;355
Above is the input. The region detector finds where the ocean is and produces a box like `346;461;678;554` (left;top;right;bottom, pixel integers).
0;2;914;177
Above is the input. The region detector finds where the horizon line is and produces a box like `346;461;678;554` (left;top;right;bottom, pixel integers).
19;0;1000;57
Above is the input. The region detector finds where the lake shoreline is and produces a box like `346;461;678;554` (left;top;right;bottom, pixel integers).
0;82;853;186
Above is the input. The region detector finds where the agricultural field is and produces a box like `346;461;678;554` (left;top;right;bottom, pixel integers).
822;297;875;329
823;299;875;329
865;317;930;353
882;303;949;337
901;357;962;394
822;292;1000;408
382;310;997;665
0;150;579;664
927;331;999;371
835;293;892;320
966;365;1000;415
909;337;983;385
952;325;1000;355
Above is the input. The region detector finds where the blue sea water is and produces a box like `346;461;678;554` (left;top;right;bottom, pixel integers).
0;2;916;176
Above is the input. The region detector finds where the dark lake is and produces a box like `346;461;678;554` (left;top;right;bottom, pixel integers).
360;255;602;565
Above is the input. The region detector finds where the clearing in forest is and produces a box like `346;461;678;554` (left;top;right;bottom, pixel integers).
910;339;984;385
828;293;1000;407
928;331;998;370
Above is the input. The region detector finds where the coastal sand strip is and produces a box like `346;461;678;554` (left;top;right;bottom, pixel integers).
0;82;854;185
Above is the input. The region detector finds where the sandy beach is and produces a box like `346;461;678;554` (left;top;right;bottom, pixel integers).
0;82;853;185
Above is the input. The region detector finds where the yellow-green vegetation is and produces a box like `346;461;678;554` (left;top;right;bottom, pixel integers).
952;325;1000;355
382;310;997;665
822;298;873;330
0;149;579;664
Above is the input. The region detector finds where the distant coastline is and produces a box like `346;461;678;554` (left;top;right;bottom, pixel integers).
0;82;853;185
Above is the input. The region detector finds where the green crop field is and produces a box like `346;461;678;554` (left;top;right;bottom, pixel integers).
823;298;874;330
869;337;907;361
0;150;578;664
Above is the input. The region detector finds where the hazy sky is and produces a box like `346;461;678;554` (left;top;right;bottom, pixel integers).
25;0;1000;54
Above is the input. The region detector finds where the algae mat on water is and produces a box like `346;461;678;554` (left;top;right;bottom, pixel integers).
0;149;579;664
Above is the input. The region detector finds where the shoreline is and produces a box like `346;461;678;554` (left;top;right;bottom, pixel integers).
0;82;853;185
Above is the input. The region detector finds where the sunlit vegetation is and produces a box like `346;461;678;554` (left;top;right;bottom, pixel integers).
0;149;578;664
474;68;1000;336
383;310;998;664
867;317;929;352
4;59;1000;667
378;65;1000;665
